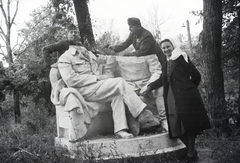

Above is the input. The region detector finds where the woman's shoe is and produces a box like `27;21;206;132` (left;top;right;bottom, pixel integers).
178;150;198;162
181;155;198;163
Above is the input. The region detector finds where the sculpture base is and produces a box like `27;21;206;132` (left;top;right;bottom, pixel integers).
55;132;185;160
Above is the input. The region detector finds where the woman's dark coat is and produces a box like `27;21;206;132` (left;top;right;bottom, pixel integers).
149;55;211;138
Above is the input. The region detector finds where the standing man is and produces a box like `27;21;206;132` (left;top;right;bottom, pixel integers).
108;17;166;64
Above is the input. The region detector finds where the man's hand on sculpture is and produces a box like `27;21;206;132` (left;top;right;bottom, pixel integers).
97;75;110;81
108;45;115;51
97;47;117;56
140;86;153;98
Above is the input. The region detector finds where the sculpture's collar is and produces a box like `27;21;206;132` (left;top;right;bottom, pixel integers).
68;46;83;56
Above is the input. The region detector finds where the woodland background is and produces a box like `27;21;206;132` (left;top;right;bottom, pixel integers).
0;0;239;162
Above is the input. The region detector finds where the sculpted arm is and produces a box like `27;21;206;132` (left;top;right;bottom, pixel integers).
145;55;162;84
104;56;118;78
139;55;161;94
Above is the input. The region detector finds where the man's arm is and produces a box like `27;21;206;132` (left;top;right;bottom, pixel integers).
111;33;133;53
177;55;201;87
42;40;69;67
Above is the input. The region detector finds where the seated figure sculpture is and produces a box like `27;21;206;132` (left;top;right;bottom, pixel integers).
43;29;159;142
106;17;168;133
104;55;168;134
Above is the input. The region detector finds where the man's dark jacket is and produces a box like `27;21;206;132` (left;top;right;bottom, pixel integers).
113;27;166;64
42;40;70;67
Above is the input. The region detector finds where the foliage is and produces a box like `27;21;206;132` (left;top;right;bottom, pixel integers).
221;0;240;127
5;2;77;115
1;100;240;162
0;0;239;161
95;31;120;48
222;0;240;27
197;128;240;163
0;107;74;163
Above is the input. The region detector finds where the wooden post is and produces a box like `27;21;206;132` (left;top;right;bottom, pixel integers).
186;20;194;56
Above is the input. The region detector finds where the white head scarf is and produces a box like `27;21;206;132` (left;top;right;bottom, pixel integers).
161;38;188;63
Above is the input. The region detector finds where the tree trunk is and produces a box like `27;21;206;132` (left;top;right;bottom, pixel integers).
237;8;240;127
13;89;21;124
72;0;95;50
201;0;225;121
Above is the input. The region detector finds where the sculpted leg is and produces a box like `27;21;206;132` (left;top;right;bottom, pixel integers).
156;87;168;132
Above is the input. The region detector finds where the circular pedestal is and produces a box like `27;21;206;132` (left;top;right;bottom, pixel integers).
55;132;185;160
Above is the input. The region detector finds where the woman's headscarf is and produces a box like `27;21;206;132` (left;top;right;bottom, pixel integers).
161;38;188;63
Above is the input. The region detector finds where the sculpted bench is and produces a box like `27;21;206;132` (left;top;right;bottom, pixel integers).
55;103;114;141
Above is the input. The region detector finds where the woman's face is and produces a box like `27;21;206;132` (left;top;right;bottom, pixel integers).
161;41;174;58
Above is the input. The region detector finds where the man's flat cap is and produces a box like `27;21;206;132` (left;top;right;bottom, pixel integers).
127;17;141;26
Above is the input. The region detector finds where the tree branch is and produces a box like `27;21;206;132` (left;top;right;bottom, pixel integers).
0;26;7;41
0;50;6;58
0;0;8;27
7;0;10;26
10;0;19;27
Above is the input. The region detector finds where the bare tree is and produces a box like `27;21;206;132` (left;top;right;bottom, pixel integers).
143;1;172;43
201;0;225;122
0;0;19;63
0;0;21;124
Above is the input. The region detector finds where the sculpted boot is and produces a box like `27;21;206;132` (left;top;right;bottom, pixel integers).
126;107;140;136
138;108;160;129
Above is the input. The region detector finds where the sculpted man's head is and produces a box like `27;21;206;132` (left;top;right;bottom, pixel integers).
127;17;142;34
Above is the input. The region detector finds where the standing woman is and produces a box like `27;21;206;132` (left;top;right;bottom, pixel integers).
142;38;211;163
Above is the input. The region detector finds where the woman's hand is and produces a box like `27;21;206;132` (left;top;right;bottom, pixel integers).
140;86;153;98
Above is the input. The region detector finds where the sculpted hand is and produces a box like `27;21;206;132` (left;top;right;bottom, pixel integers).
97;75;109;81
140;86;153;98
